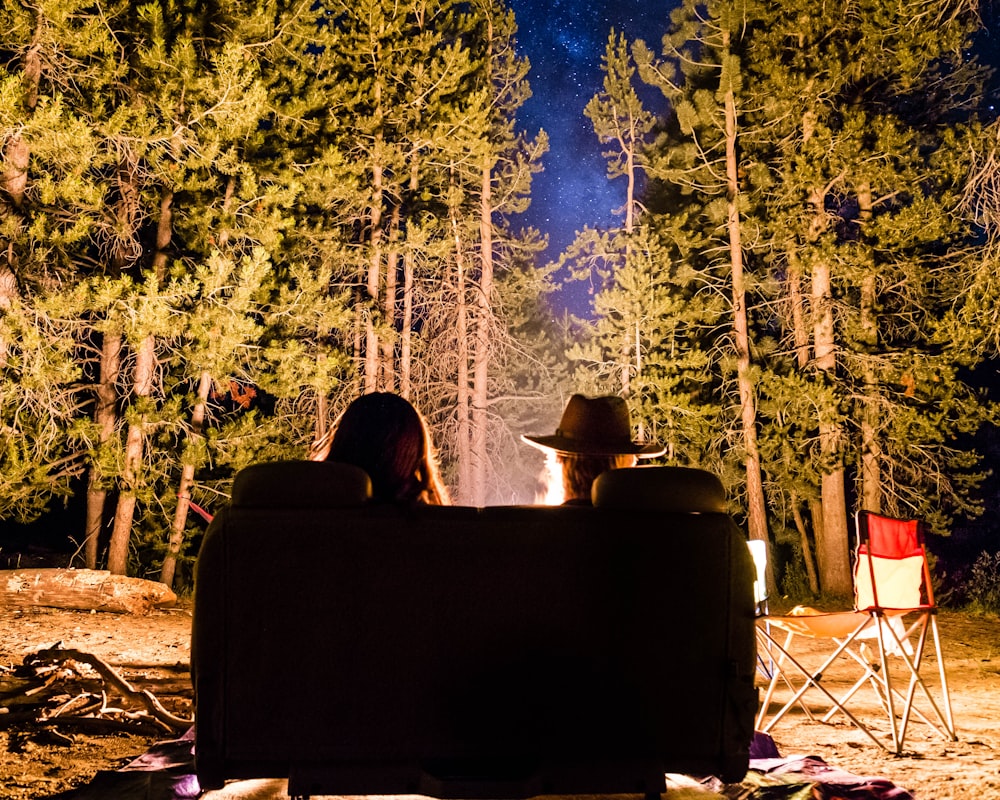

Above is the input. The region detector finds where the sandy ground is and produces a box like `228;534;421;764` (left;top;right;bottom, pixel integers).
0;602;998;799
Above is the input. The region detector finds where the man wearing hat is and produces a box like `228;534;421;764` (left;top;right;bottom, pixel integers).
522;394;664;505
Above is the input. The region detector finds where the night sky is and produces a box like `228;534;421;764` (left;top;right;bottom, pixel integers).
507;1;673;315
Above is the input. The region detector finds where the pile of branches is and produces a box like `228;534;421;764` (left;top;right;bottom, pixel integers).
0;646;192;740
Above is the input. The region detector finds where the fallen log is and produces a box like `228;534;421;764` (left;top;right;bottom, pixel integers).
0;569;176;615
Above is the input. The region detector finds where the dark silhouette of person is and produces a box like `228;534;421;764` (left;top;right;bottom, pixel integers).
522;394;663;504
311;392;450;505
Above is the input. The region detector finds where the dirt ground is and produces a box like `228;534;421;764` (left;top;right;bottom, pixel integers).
0;601;194;799
0;602;997;799
756;608;1000;799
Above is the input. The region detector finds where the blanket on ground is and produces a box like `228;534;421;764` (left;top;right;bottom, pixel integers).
46;730;913;800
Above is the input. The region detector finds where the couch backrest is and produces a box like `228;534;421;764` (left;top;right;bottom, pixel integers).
192;462;757;798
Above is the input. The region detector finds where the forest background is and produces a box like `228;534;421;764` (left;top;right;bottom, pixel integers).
2;0;1000;601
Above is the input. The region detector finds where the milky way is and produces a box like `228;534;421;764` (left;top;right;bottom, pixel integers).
507;1;672;314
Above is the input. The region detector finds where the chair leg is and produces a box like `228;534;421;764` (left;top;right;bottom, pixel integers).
930;615;958;740
755;618;901;752
756;626;884;745
756;628;819;729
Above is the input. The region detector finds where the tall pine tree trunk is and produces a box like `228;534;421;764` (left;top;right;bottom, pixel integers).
451;174;472;501
399;158;421;399
470;158;493;505
107;333;155;575
785;260;820;595
353;288;363;394
790;490;820;596
84;333;121;568
161;172;237;587
857;182;882;512
85;150;140;568
401;250;413;398
381;204;400;392
0;24;38;360
802;102;851;596
161;369;211;587
810;241;852;595
721;46;770;579
107;188;172;575
366;156;383;392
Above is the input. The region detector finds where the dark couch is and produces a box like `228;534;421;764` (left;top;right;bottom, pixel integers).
192;462;757;798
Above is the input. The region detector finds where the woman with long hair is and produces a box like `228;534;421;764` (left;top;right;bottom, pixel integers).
311;392;450;505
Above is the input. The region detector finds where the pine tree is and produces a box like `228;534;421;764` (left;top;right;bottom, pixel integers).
564;23;731;483
738;0;993;590
0;0;131;533
626;1;771;569
459;1;546;504
609;0;994;595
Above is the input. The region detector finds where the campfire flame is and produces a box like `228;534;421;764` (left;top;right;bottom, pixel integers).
534;450;565;505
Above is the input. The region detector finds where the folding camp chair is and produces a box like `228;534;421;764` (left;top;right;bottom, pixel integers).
755;510;956;753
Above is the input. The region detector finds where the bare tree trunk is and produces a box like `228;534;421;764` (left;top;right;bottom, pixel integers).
0;568;175;614
401;251;413;398
0;134;27;354
366;157;383;392
790;490;820;595
471;159;493;505
381;205;400;392
160;369;211;587
721;54;770;587
399;158;421;400
808;497;826;591
857;182;881;513
107;188;172;575
0;24;40;360
84;333;122;568
107;333;155;575
451;193;472;502
85;146;141;568
353;287;363;394
810;235;852;595
784;261;820;593
787;253;811;370
3;23;39;204
799;104;852;595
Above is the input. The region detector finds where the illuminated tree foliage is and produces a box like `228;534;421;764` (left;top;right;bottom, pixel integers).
0;0;340;580
567;31;721;466
0;0;547;583
575;0;997;596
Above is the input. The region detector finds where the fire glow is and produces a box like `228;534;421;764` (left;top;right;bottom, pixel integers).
534;450;565;505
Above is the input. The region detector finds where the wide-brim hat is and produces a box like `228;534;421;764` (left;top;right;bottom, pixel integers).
521;394;665;457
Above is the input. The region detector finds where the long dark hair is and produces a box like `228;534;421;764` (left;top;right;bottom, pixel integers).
326;392;450;505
